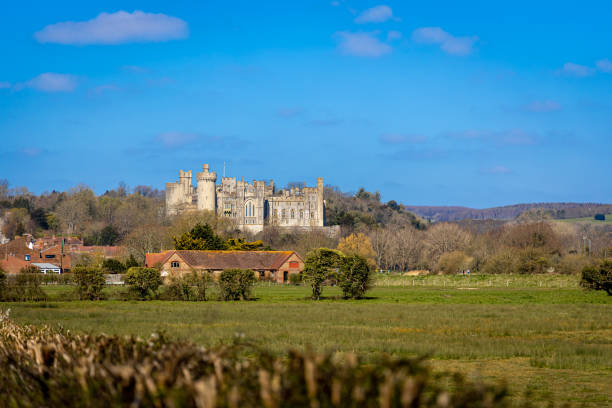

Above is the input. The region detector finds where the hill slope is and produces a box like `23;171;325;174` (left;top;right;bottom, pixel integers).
404;203;612;222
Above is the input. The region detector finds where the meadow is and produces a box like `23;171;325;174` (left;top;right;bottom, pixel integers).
2;274;611;407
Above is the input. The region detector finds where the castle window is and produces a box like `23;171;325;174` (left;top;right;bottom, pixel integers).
282;209;286;218
299;210;303;219
171;261;180;268
291;209;295;219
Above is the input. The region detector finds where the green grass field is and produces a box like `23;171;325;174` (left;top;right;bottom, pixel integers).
2;275;611;407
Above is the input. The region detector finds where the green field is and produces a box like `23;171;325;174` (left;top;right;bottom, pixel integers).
3;275;612;407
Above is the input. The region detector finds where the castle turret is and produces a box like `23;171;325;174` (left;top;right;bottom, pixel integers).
196;164;217;212
317;177;324;226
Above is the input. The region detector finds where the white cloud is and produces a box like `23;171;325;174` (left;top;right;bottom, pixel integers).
387;30;402;41
525;100;561;113
412;27;477;56
22;73;77;92
560;62;594;77
335;31;392;57
354;5;396;24
330;1;340;6
596;58;612;73
0;81;11;89
34;10;188;45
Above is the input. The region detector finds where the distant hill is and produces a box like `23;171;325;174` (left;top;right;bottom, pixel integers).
403;203;612;222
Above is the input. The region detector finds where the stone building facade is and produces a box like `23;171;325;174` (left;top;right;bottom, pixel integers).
165;163;325;233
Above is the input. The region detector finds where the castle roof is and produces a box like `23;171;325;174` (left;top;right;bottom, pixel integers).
146;250;302;271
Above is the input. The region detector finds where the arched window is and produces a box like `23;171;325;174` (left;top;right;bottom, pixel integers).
245;201;254;218
282;209;286;218
299;210;303;219
291;209;295;219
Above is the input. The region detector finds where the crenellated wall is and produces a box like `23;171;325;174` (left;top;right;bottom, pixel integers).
165;164;325;233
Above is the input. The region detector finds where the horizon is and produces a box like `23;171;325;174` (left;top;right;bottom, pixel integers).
1;1;611;207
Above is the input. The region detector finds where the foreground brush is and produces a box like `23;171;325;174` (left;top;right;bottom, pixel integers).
0;309;509;407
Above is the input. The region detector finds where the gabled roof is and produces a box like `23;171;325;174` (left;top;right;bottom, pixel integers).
146;250;302;271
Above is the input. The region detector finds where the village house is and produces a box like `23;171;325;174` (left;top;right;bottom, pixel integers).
145;250;304;283
0;235;126;274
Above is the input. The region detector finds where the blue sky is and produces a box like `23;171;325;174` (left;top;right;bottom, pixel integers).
0;1;611;207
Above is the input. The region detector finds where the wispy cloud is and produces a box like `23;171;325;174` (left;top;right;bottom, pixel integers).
156;132;198;148
306;118;342;127
277;107;303;118
482;165;512;175
122;65;151;74
559;62;594;77
525;100;561;113
17;73;77;92
0;81;11;89
412;27;478;56
596;58;612;73
447;129;536;145
89;84;121;96
379;133;426;144
34;10;188;45
387;30;402;41
335;31;392;57
20;148;44;157
354;5;397;24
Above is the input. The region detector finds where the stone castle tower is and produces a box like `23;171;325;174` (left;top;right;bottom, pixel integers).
165;163;326;233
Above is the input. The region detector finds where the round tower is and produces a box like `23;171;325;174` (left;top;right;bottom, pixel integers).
196;164;217;212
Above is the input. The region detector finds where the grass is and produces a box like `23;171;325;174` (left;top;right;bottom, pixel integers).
2;274;612;407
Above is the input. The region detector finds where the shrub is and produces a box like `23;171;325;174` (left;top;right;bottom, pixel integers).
483;250;516;274
338;254;373;299
0;268;6;300
436;250;471;274
288;272;302;285
102;258;126;274
0;310;510;407
515;248;550;274
41;273;73;285
124;254;140;268
3;265;47;302
164;271;210;301
303;248;344;300
72;266;106;300
219;269;255;300
555;254;591;275
580;259;612;295
125;267;162;299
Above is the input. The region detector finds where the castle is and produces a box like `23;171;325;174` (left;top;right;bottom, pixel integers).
165;164;325;233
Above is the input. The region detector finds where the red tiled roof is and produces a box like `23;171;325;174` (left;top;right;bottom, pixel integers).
147;250;302;270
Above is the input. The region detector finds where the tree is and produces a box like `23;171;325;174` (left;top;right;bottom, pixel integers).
580;259;612;295
218;269;255;300
338;254;373;299
173;223;227;250
73;266;106;300
337;233;376;266
0;267;6;300
424;223;472;264
125;267;162;299
102;258;126;274
302;248;344;300
225;238;269;251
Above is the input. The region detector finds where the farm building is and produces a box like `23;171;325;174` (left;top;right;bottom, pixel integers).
145;250;304;283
